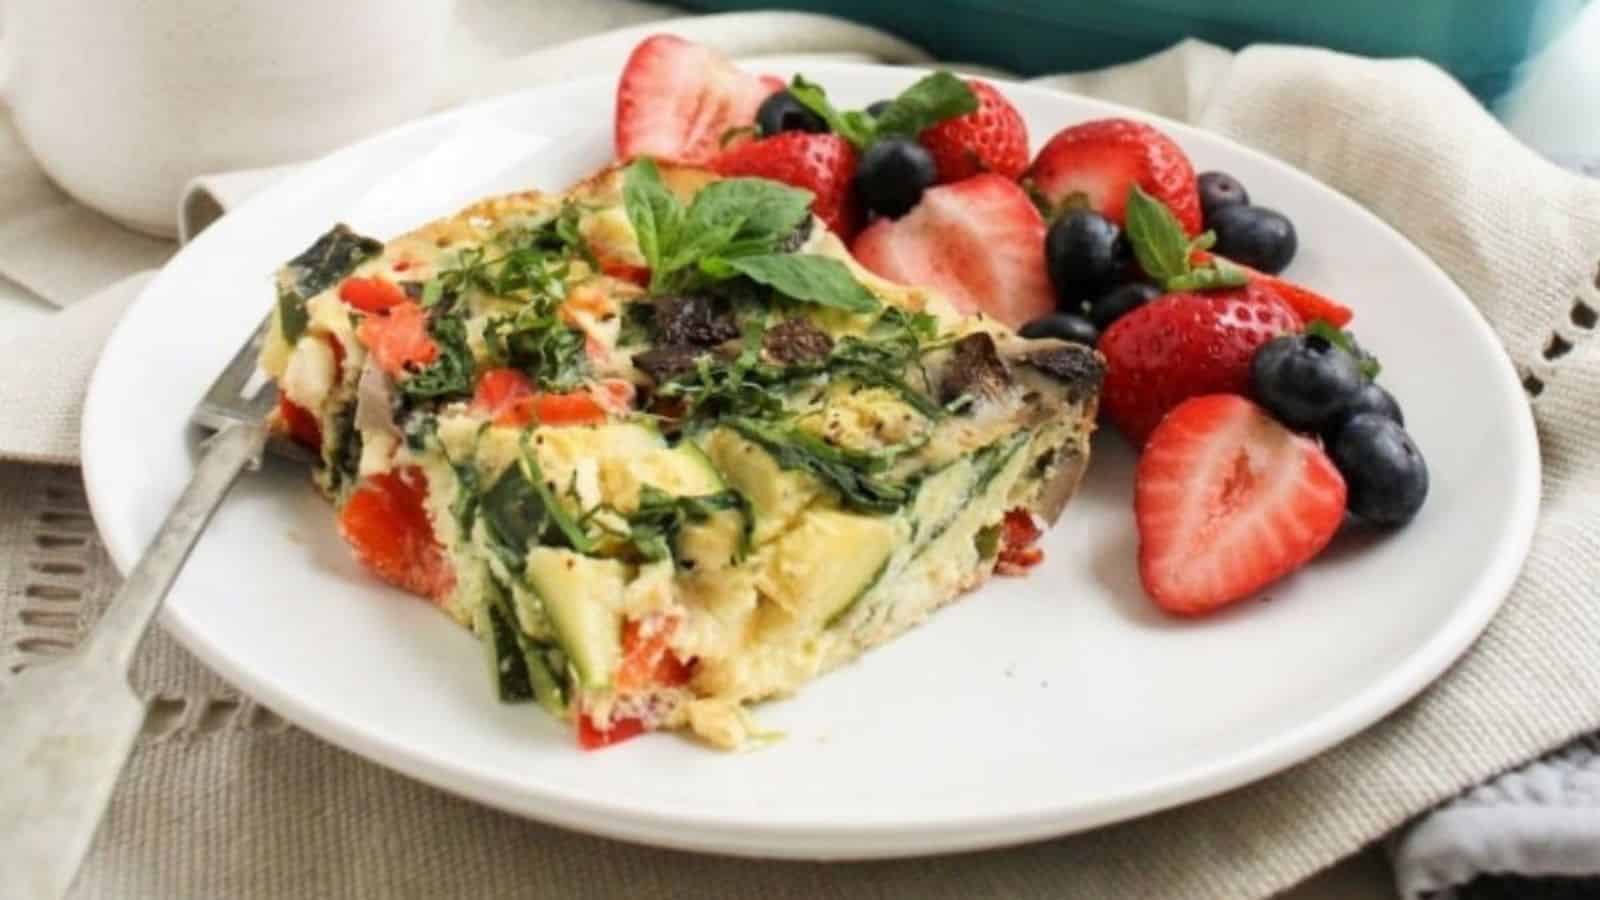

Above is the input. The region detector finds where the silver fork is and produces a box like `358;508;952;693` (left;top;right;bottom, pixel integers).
0;313;292;899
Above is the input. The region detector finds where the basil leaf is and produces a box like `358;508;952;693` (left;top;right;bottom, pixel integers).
1125;184;1193;284
622;158;682;279
717;254;881;314
874;71;978;137
789;75;877;148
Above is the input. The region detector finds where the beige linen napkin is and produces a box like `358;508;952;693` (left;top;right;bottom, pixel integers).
3;22;1600;900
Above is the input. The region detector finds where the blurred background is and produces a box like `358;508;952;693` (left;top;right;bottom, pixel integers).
665;0;1598;166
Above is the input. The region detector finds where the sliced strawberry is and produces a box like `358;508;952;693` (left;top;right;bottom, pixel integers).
1098;284;1301;446
1026;118;1201;235
277;395;322;451
614;34;779;165
851;174;1052;329
918;79;1029;183
1136;394;1346;615
356;301;438;379
1248;272;1352;328
339;467;455;603
1191;249;1354;327
338;276;408;314
711;131;861;239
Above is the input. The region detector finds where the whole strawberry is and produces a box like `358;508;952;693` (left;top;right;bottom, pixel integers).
712;132;861;240
917;80;1029;183
1099;283;1301;446
1027;118;1202;235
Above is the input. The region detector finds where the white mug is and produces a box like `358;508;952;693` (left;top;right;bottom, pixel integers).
0;0;455;237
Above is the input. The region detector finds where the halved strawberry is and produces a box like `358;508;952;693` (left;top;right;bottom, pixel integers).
339;467;455;603
614;34;779;165
918;79;1029;183
1192;249;1354;327
851;174;1052;329
1136;394;1346;615
711;132;861;239
1098;284;1301;446
1026;118;1202;235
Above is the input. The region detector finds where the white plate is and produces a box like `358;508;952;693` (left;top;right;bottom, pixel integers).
82;64;1540;859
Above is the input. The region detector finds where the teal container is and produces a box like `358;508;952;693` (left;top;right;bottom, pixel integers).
679;0;1583;103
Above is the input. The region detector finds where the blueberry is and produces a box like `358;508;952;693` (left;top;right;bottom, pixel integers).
1020;313;1099;347
1325;382;1403;442
1046;210;1126;305
855;137;937;219
1197;171;1249;223
1250;333;1365;431
1088;282;1161;331
866;99;893;118
1211;205;1297;274
1330;415;1429;526
757;90;827;136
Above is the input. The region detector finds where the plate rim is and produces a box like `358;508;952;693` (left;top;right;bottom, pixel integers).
82;62;1542;859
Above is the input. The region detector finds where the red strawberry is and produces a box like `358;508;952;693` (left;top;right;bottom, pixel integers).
851;174;1053;329
712;132;861;239
1136;394;1347;615
1026;118;1202;235
1098;283;1301;446
1192;249;1354;327
614;35;779;165
918;79;1029;183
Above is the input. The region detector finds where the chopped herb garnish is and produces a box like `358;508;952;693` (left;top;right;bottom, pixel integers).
623;485;751;564
482;306;589;391
398;312;474;401
726;417;914;514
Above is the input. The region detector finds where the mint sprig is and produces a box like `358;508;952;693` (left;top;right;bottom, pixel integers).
621;158;881;314
788;72;977;152
1124;185;1249;293
623;158;811;291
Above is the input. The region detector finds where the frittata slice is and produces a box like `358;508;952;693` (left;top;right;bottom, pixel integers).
258;160;1104;749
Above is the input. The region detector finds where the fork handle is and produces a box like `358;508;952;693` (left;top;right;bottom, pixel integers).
0;421;266;898
83;420;267;672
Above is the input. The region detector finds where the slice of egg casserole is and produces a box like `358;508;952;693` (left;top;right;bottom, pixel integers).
257;159;1104;749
